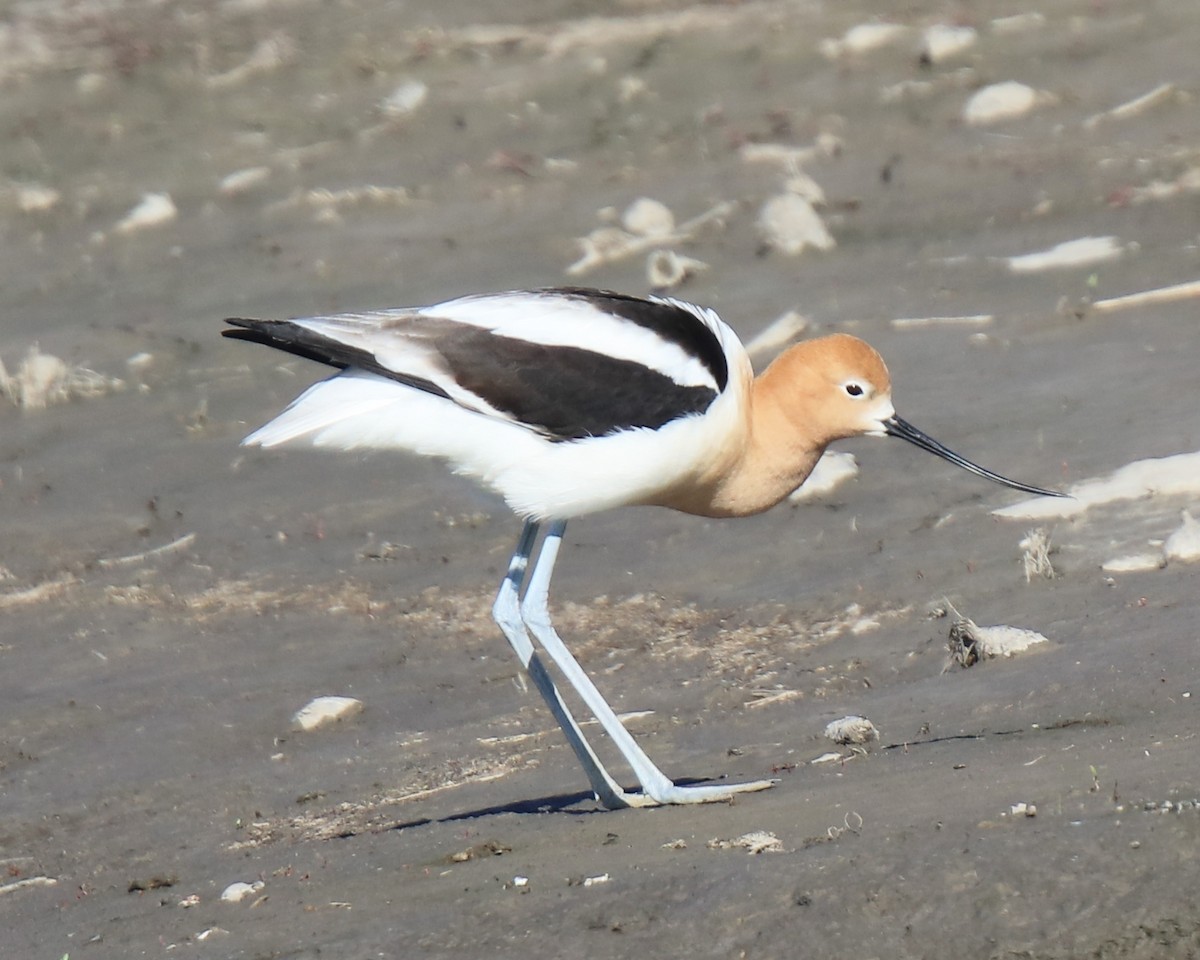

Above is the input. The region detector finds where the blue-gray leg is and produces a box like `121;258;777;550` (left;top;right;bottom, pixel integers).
492;521;653;809
515;519;777;806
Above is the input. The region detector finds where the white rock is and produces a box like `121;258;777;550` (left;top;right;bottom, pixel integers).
1005;236;1122;273
994;450;1200;521
16;183;61;213
949;618;1049;667
220;881;264;903
1102;553;1166;574
757;193;835;255
824;715;879;745
744;310;811;358
646;249;707;289
622;197;675;238
219;166;272;197
990;12;1046;35
114;192;177;234
790;451;858;502
292;695;363;731
382;79;428;118
922;24;977;63
963;81;1040;126
820;22;910;59
1164;510;1200;564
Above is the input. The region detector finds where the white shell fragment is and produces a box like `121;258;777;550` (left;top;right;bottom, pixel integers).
789;451;858;502
292;696;364;731
114;192;178;234
15;183;61;213
820;22;910;59
824;715;879;745
921;25;977;63
646;249;708;290
1004;236;1122;273
994;450;1200;521
707;831;783;854
622;197;675;238
567;200;734;276
757;193;835;256
220;881;264;903
1164;510;1200;564
1009;802;1037;818
1101;554;1166;574
963;81;1044;126
582;873;610;887
219;166;272;197
1083;83;1176;130
947;616;1049;668
0;347;124;410
381;79;429;118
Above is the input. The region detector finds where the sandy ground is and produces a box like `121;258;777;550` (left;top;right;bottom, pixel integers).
2;0;1199;956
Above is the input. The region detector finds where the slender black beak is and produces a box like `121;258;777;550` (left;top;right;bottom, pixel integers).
884;415;1067;498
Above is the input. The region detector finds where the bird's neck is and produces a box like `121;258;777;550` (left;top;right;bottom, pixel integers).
657;357;829;519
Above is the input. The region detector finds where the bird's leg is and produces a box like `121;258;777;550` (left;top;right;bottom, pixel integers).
492;521;656;809
520;520;777;806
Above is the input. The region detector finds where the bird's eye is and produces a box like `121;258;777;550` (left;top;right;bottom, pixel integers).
844;381;866;398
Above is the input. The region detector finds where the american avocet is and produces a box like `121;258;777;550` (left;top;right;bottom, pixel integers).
225;287;1062;809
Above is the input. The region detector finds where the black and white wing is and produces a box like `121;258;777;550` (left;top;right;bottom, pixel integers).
224;287;740;442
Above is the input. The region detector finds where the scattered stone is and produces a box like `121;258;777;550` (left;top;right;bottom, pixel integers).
820;22;910;59
0;347;125;410
890;314;992;330
1164;510;1200;564
646;249;708;290
963;81;1047;126
14;183;60;213
114;192;178;234
744;310;811;358
1084;82;1177;129
994;450;1200;521
382;79;429;118
823;715;879;745
0;876;58;896
947;615;1049;668
293;696;364;731
220;880;264;903
789;451;858;502
921;24;977;63
1004;236;1122;273
990;12;1047;35
757;193;835;256
622;197;675;238
1102;553;1166;574
219;166;272;197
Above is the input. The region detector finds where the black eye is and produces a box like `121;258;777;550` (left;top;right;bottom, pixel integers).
845;382;864;397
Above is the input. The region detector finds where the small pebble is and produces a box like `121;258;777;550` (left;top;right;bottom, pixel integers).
293;696;364;731
220;881;264;903
1163;510;1200;563
964;81;1041;126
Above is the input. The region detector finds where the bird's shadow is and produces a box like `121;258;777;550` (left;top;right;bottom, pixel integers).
386;776;724;834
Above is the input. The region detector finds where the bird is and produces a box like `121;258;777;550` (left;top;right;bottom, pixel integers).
224;286;1063;809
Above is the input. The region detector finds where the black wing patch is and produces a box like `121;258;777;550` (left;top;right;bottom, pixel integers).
549;287;729;392
427;322;718;440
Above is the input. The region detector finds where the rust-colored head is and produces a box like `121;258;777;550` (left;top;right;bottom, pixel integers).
759;333;896;443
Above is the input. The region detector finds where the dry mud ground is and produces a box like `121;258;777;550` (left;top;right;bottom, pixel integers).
2;1;1199;957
